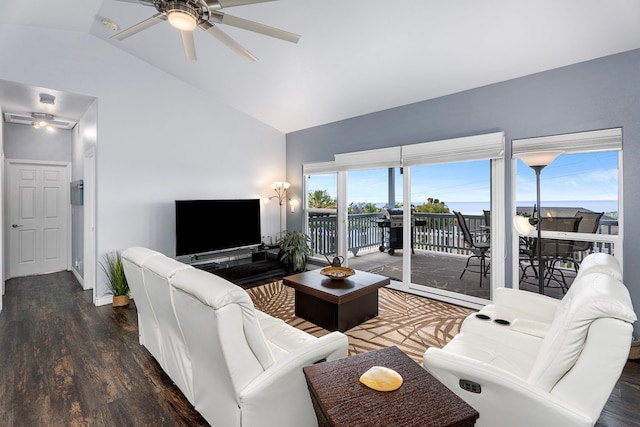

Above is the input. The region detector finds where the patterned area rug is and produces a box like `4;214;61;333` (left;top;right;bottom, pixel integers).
246;281;475;363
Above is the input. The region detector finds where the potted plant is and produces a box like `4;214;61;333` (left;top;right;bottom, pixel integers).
278;231;312;273
101;251;130;307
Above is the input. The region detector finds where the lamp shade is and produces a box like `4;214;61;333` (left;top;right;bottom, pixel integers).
270;181;290;190
515;151;563;168
513;215;534;235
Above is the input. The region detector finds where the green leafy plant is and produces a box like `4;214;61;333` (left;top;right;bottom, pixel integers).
101;251;129;296
279;231;312;273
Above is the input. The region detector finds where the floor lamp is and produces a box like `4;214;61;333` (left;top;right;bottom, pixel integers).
264;181;290;240
513;151;563;295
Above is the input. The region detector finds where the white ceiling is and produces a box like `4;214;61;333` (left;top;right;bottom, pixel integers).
2;0;640;133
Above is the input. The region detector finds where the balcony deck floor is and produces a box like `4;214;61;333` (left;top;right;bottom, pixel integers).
311;249;571;301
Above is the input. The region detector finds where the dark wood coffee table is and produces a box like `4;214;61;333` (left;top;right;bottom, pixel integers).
303;346;479;427
283;269;390;332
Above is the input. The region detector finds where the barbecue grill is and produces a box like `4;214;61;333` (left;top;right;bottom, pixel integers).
376;209;426;255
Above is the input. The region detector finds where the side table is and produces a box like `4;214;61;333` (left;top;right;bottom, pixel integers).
303;346;478;426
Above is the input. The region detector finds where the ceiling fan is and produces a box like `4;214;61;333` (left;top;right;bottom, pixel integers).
111;0;300;61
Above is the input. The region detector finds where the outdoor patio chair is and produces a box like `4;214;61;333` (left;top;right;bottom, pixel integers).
572;210;604;259
482;210;491;241
453;211;490;287
483;210;491;227
522;216;582;293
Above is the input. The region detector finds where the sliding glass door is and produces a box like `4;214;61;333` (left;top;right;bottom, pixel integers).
302;132;505;309
305;172;338;260
409;160;492;301
345;167;404;281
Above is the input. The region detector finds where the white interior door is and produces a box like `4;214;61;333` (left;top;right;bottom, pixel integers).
7;161;69;278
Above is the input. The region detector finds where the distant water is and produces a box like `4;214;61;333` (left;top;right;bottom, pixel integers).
370;200;618;216
444;200;618;216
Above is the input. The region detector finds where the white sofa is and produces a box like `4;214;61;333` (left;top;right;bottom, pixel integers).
423;253;636;427
122;247;349;427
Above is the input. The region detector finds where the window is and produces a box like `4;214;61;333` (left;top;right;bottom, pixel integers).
303;132;505;309
512;128;622;294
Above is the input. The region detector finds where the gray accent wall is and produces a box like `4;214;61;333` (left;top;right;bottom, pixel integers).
286;48;640;335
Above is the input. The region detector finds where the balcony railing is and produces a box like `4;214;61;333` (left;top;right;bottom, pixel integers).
308;212;617;260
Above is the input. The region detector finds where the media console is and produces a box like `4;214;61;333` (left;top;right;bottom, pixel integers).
183;246;286;287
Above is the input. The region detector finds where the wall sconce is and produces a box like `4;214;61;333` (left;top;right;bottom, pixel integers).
289;198;297;213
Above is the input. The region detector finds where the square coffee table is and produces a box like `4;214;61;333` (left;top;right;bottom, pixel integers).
283;269;390;332
303;346;479;427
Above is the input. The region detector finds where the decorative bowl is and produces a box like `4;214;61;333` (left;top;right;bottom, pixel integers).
320;266;355;280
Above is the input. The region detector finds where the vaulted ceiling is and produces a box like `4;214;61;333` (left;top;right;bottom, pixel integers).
2;0;640;133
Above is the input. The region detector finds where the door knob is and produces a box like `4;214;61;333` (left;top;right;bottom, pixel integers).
12;224;23;228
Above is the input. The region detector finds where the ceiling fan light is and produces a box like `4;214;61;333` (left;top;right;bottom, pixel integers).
167;3;198;31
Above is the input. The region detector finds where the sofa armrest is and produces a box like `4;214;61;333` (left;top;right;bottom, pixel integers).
423;347;593;427
238;332;349;427
242;331;348;396
492;287;559;323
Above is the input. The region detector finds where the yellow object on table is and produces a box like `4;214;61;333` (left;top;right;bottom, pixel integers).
359;366;403;391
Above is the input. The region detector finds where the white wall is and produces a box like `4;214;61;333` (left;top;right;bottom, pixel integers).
78;100;98;294
3;123;72;162
0;103;3;311
0;24;286;302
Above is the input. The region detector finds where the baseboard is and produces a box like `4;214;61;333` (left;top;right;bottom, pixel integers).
71;267;87;289
95;295;113;306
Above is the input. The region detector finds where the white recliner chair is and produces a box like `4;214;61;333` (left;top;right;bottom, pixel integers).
170;267;349;427
141;254;196;403
423;253;636;427
122;247;349;427
122;247;196;403
121;247;165;362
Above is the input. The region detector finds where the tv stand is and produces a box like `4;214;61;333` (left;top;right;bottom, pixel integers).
186;247;285;287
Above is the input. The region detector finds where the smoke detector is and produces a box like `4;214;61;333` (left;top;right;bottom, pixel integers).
39;93;55;105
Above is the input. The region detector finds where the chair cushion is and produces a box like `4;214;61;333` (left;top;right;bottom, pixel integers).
170;268;275;371
528;272;636;390
575;252;622;282
440;331;540;380
256;310;317;360
122;246;164;267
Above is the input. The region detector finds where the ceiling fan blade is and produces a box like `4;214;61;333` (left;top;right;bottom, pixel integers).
200;21;257;61
211;0;277;9
112;13;166;41
181;31;197;61
210;11;299;43
113;0;156;6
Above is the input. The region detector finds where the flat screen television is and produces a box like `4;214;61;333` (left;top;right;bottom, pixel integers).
175;199;262;257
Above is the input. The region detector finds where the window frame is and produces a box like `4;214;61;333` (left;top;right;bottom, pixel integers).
510;128;623;287
303;132;505;309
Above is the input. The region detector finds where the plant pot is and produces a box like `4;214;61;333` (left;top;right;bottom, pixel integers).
112;295;130;307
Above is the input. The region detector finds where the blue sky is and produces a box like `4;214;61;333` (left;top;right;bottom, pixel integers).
307;151;618;205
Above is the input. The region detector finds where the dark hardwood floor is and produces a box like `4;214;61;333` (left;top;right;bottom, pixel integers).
0;272;209;426
0;271;638;426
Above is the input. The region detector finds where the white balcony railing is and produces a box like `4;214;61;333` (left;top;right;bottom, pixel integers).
308;212;617;259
